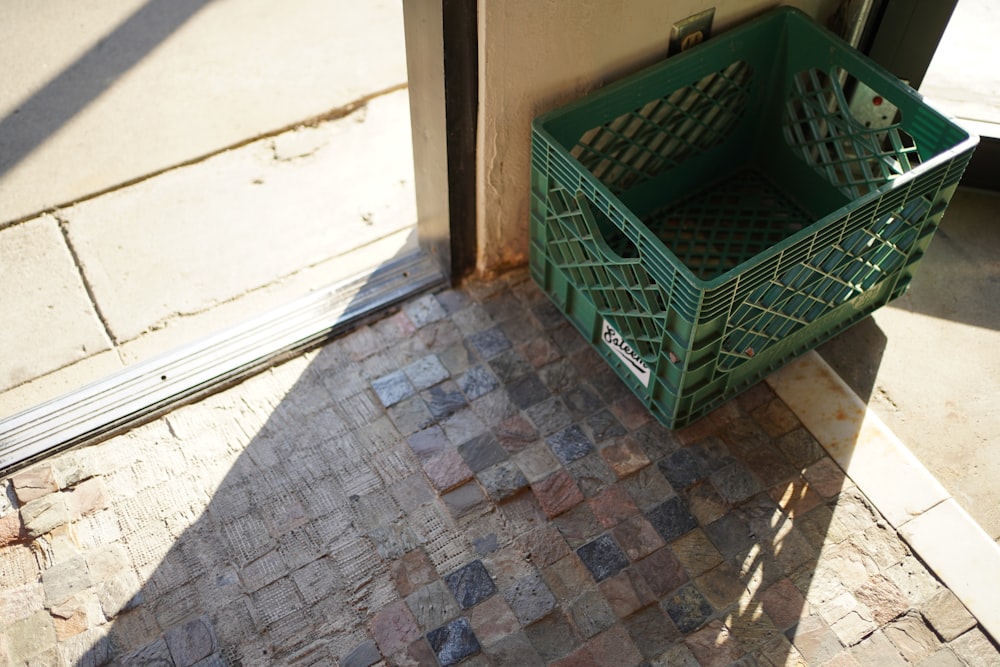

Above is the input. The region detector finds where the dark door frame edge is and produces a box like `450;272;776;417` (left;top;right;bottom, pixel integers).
443;0;478;282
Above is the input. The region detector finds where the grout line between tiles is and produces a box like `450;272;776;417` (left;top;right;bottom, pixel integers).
53;212;122;354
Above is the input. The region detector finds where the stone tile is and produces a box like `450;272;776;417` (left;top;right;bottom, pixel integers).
883;611;941;665
751;399;801;438
518;336;561;369
585;410;627;444
406;425;449;462
769;478;823;518
390;549;439;598
662;584;713;633
855;574;908;626
588;486;638;529
728;607;783;655
695;563;745;611
469;326;512;360
503;573;557;625
467;595;519;647
507;374;551;410
704;511;754;565
921;589;975;642
631;546;688;600
609;395;652;431
549;645;598;667
684;620;742;667
471;388;519;428
740;443;799;488
499;491;549;535
515;442;563;483
775;428;825;469
441;483;488;521
646;496;698;543
786;614;843;664
541;554;594;601
610;514;664;562
423;449;474;493
516;525;571;569
436;289;472;315
670;528;724;578
562;387;604;419
164;616;217;667
476;461;529;502
42;556;92;607
685;480;728;525
538;358;579;395
850;629;907;667
545;425;593;466
440;408;487;446
458;365;500;401
404;293;447;327
10;466;58;503
658;446;716;491
494;414;539;454
620;465;674;512
586;623;644;667
422;382;468;420
599;436;651;479
406;580;462;630
488;348;533;383
623;605;679;659
525;397;574;437
524;610;581;661
371;600;421;655
531;470;584;518
482;632;545;665
760;578;810;631
458;433;508;473
709;461;764;504
372;370;416;407
20;493;70;538
598;571;649;619
444;560;497;610
803;458;849;499
576;534;629;583
65;477;110;519
427;617;481;667
387;395;434;436
566;454;618;498
566;589;618;639
948;627;1000;666
916;649;965;667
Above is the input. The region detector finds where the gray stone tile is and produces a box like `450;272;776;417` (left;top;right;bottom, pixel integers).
488;348;533;383
524;396;574;436
457;365;500;401
546;425;594;466
469;326;512;360
523;610;580;661
503;573;556;625
576;534;629;583
404;293;447;327
403;354;450;390
662;584;713;634
506;374;550;410
476;461;529;502
646;496;698;543
444;560;497;610
372;370;416;407
423;382;468;420
458;433;508;473
427;617;481;666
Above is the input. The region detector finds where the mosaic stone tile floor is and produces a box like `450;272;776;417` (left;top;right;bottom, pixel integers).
1;269;997;666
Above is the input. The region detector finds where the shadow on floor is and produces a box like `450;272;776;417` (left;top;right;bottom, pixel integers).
50;271;920;666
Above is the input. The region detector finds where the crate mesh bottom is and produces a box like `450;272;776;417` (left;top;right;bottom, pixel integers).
635;169;813;281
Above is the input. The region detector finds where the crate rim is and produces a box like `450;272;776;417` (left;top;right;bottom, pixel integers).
531;6;979;292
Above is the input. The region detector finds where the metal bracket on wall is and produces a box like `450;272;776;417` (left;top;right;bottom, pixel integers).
670;8;715;55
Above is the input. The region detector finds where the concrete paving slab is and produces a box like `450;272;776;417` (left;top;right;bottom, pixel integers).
819;188;1000;542
0;0;407;224
0;216;113;394
63;89;416;344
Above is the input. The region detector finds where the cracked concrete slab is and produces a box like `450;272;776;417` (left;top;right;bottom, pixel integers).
61;89;416;345
0;216;113;398
0;0;407;224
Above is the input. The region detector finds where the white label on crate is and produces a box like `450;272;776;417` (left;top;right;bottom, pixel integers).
601;319;651;387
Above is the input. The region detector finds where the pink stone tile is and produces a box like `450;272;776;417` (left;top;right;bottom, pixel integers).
371;600;421;655
588;486;639;529
769;479;824;518
610;515;665;562
599;437;650;479
532;470;584;518
761;578;809;630
422;449;474;493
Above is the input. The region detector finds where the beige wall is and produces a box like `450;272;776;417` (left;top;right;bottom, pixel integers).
475;0;840;276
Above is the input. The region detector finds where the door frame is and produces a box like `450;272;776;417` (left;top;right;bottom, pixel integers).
0;2;480;473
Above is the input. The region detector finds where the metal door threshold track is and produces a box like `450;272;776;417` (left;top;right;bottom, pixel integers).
0;250;445;474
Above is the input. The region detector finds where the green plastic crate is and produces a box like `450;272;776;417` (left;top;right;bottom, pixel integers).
530;6;978;429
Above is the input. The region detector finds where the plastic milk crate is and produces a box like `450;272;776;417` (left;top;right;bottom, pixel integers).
529;7;978;429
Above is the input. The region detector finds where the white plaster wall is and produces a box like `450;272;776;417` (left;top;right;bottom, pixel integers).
475;0;841;275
